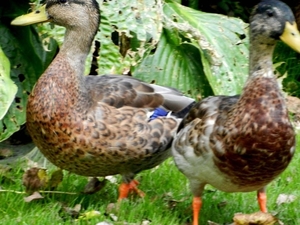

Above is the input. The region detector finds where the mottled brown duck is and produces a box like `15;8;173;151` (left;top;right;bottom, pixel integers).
11;0;195;200
172;0;300;224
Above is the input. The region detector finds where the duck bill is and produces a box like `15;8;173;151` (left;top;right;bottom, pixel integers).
280;22;300;53
11;5;48;26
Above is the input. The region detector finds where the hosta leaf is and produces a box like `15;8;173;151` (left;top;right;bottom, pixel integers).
0;46;17;120
96;0;163;74
139;1;248;95
0;1;57;141
133;28;213;98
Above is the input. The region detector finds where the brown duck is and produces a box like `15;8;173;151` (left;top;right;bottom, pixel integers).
172;0;300;224
11;0;195;199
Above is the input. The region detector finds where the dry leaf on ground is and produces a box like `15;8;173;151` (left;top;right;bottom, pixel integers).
24;191;44;202
22;167;63;194
59;203;81;219
22;167;48;193
233;211;278;225
48;169;63;189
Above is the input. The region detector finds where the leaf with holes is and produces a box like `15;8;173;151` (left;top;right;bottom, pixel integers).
164;1;249;96
96;0;163;74
134;1;249;98
0;46;17;120
133;28;213;98
0;0;57;141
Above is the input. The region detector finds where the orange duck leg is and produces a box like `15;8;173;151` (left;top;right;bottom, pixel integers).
257;188;267;213
118;180;145;200
192;197;202;225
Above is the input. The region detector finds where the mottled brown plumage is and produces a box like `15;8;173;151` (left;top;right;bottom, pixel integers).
172;0;300;224
11;0;195;199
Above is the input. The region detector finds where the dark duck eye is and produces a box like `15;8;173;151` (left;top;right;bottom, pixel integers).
266;9;274;17
59;0;68;3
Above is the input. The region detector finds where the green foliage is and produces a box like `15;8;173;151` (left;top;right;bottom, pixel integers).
133;28;213;98
162;1;248;95
0;46;17;120
0;1;57;141
274;42;300;97
1;134;300;224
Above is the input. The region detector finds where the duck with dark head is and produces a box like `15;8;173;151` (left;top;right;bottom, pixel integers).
172;0;300;224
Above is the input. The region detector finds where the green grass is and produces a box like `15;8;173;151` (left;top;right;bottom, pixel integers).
1;134;300;225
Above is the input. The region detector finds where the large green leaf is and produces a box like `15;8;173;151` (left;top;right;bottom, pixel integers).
133;28;213;98
34;0;164;75
0;0;57;141
162;1;249;96
0;46;17;120
96;0;163;74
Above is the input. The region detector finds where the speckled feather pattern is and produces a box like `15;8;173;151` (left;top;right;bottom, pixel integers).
174;75;295;192
172;0;296;196
27;54;184;178
25;0;195;183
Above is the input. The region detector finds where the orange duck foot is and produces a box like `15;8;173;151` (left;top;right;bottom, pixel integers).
118;180;145;200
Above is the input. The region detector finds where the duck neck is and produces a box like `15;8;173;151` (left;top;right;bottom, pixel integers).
33;26;96;114
248;36;276;78
59;27;94;78
232;38;288;126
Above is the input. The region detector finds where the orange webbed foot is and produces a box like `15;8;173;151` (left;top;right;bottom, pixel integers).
118;180;145;200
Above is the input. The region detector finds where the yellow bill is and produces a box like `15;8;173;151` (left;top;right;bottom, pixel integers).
280;22;300;53
11;5;48;26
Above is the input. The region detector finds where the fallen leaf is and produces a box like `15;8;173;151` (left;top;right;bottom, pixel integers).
276;194;296;206
59;203;81;219
22;167;48;194
37;168;48;182
233;212;278;225
73;204;81;212
82;177;106;194
77;210;101;220
48;169;63;189
24;191;44;202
